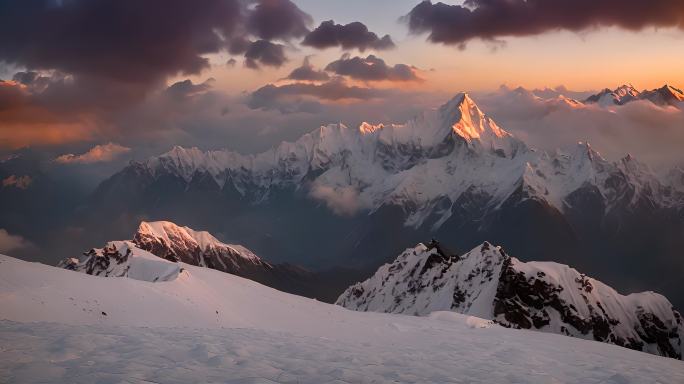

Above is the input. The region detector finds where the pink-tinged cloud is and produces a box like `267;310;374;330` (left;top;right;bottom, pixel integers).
1;175;32;189
55;143;131;164
0;229;33;253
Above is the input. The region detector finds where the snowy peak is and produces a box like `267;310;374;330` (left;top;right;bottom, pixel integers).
107;93;682;230
60;221;271;283
335;240;509;319
337;240;684;359
641;84;684;106
613;84;640;99
134;220;266;271
376;92;522;158
585;84;640;106
444;93;518;153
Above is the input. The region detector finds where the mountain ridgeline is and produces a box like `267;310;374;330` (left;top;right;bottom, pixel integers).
61;221;363;301
585;84;684;107
79;93;684;309
57;223;684;360
337;241;684;360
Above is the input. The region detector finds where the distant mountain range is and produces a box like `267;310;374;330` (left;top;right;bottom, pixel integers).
3;90;684;310
337;240;684;360
585;84;684;107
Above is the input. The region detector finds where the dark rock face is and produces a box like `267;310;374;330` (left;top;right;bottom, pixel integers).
492;256;683;360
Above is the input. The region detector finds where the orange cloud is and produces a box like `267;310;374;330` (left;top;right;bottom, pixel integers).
0;80;96;148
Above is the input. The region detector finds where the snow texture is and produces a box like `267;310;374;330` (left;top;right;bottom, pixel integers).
1;254;683;383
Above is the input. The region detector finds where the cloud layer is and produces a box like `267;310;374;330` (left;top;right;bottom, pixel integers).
405;0;684;46
325;55;422;82
309;185;365;216
286;58;330;81
475;87;684;167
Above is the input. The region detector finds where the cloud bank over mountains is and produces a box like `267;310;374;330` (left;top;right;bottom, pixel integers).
476;86;684;167
0;0;683;173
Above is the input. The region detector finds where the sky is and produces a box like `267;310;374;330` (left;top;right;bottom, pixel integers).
206;0;684;93
1;0;684;166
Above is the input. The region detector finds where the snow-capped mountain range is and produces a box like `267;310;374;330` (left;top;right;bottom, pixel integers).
585;84;684;107
337;240;684;360
117;93;683;228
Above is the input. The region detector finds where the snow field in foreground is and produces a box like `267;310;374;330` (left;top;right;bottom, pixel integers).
1;255;683;383
1;321;683;384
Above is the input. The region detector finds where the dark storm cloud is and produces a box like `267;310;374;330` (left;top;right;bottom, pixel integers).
405;0;684;46
244;40;288;69
286;58;330;81
324;55;422;82
0;0;244;85
165;79;214;100
0;0;315;84
0;0;318;148
246;0;313;40
302;20;395;51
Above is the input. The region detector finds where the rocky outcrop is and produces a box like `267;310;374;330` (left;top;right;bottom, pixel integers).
337;240;684;359
58;241;180;282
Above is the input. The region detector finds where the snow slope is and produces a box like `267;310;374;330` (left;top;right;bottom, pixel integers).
1;254;683;383
337;241;684;359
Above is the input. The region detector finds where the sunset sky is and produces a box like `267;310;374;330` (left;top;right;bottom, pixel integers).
1;0;684;160
202;0;684;92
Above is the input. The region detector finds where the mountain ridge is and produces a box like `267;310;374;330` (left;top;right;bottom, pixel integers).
336;240;684;360
585;84;684;107
59;220;364;302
